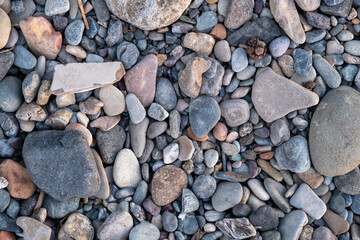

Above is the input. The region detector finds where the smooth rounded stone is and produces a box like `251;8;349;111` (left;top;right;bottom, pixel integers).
232;204;252;217
0;8;10;49
22;72;40;103
98;85;125;116
147;121;167;139
312;226;336;240
183;32;215;56
65;20;84;45
177;213;199;235
182;188;199;213
323;209;350;235
151;165;187;206
0;76;23;112
36;80;52;106
126;93;146;124
215;218;256;239
270;0;305;44
105;20;123;47
337;30;354;42
60;213;94;240
305;29;326;44
116;41;139;69
290;183;326;219
0;176;8;190
329;192;345;214
278;55;295;78
264;178;290;213
66;45;87;59
279;210;307;240
189;96;220;138
105;0;191;30
16;216;51;240
97;211;133;240
204;149;218;168
231;48;248;73
221;142;240;155
23;130;100;201
90;115;121;131
334;168;360;195
44;0;69;16
275;135;310;173
0;189;10;212
0;52;14;81
261;231;281;240
13;45;36;70
270;119;290;146
305;12;330;30
42;194;80;218
91;0;109;22
155;78;177;111
196;11;217;32
252;68;319;123
269;36;290;58
292;49;312;76
172;136;194;162
313;54;341;88
113;149;141;188
163;143;179;164
295;0;320;11
249;205;279;231
225;1;253;29
214;40;231;62
192;174;217;199
340;65;358;81
247;179;270;201
0;159;36;199
211;182;243;212
220;99;250;127
162;211;178;232
324;0;345;5
178;57;212;98
320;0;352;18
310;86;360;177
236;66;256;80
129;117;148;158
148;103;169;121
352;195;360;214
344;41;360;56
124;54;157;107
291;66;316;85
90;149;110;199
129;222;160;240
55;93;75;108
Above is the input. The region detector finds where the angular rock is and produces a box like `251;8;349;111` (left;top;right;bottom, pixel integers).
50;62;125;95
220;99;250;127
104;0;191;30
270;0;306;44
183;33;215;56
224;0;254;29
22;130;100;201
19;16;62;60
113;149;141;188
252;68;319;122
124;54;157;107
16;217;51;240
215;218;256;239
310;86;360;177
182;188;199;213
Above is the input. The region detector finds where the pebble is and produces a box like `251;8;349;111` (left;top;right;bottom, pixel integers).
192;174;217;199
334;168;360;195
297;167;324;189
269;36;290;58
264;178;290;213
214;40;231;62
148;103;169;121
126;93;146;124
295;0;320;11
0;76;23;112
215;218;256;239
312;226;336;240
13;45;37;70
182;188;199;213
220;99;250;127
0;189;10;212
174;136;195;161
183;32;215;56
249;205;279;231
113;149;141;188
306;12;330;29
22;71;40;103
231;48;248;72
130;118;148;157
322;209;350;235
247;179;270;201
163;143;179;164
211;182;243;212
42;195;80;218
116;41;139;69
292;49;312;76
313;54;341;88
320;0;352;18
196;11;217;32
44;0;69;16
252;68;319;122
60;213;94;240
224;0;254;29
0;52;14;81
155;78;177;111
279;210;307;240
16;216;51;240
0;8;10;49
97;211;133;240
129;222;160;240
162;211;178;232
99;85;125;116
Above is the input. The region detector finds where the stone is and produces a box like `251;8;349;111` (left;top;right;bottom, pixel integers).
151;165;187;206
310;86;360;177
227;17;282;46
148;103;169;121
0;177;8;189
0;212;20;232
113;149;141;188
220;99;250;127
155;78;177;111
98;85;125;116
96;125;125;164
44;0;69;16
324;0;345;5
196;11;217;32
61;213;94;240
0;52;14;81
292;49;312;76
192;174;217;199
215;218;256;239
275;135;311;173
0;189;9;212
269;36;290;58
224;0;254;29
214;40;231;62
279;210;307;240
249;205;279;231
16;102;46;121
179;57;211;98
252;68;319;122
0;8;10;49
163;143;179;164
183;33;215;56
313;54;341;88
97;211;133;240
16;217;51;240
174;136;195;161
106;20;123;47
264;178;290;213
79;96;103;115
105;0;191;30
210;24;227;40
312;227;336;240
297;167;324;189
91;149;110;199
305;12;330;29
182;188;199;213
56;94;75;108
232;48;248;73
124;54;157;107
270;119;290;146
65;19;84;45
36;80;52;106
129;222;160;240
19;16;62;59
90;115;121;131
22;71;40;103
162;211;178;232
334;167;360;195
130;118;148;157
42;195;80;218
66;45;87;59
345;40;360;56
189;96;221;138
50;62;125;95
247;179;270;201
295;0;320;11
290;183;326;219
270;0;306;44
0;159;36;199
322;209;349;235
212;182;243;212
0;76;23;112
0;231;15;240
45;108;72;129
319;0;352;18
22;130;100;201
200;61;224;97
13;45;37;70
126;93;146;124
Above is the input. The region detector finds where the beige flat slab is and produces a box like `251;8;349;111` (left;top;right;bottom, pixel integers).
50;62;125;95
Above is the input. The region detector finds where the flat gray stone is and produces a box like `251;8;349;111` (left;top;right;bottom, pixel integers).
313;54;341;88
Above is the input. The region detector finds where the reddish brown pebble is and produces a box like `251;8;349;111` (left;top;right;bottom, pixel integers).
259;152;274;160
151;165;187;206
187;127;208;141
297;167;324;189
0;159;37;199
0;231;16;240
213;122;228;141
210;24;227;40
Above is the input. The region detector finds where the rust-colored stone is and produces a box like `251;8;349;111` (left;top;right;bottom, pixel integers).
259;152;274;160
187;127;208;142
213;122;228;141
297;167;324;189
210;23;227;40
0;231;16;240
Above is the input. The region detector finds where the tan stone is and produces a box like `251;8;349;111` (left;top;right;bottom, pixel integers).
0;8;11;49
295;0;320;11
297;167;324;189
65;45;87;59
19;16;62;59
50;62;125;95
79;96;104;115
90;115;121;131
16;217;52;240
0;159;36;199
213;122;228;141
270;0;306;44
257;159;284;182
16;102;47;121
62;213;94;240
98;85;125;116
91;149;110;199
178;57;211;98
56;93;76;108
174;136;195;161
45;108;73;129
322;210;349;235
183;33;215;56
36;80;52;106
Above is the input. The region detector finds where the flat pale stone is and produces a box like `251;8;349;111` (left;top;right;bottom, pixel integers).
105;0;191;30
252;68;319;123
270;0;306;44
50;62;125;95
113;149;141;188
16;217;52;240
